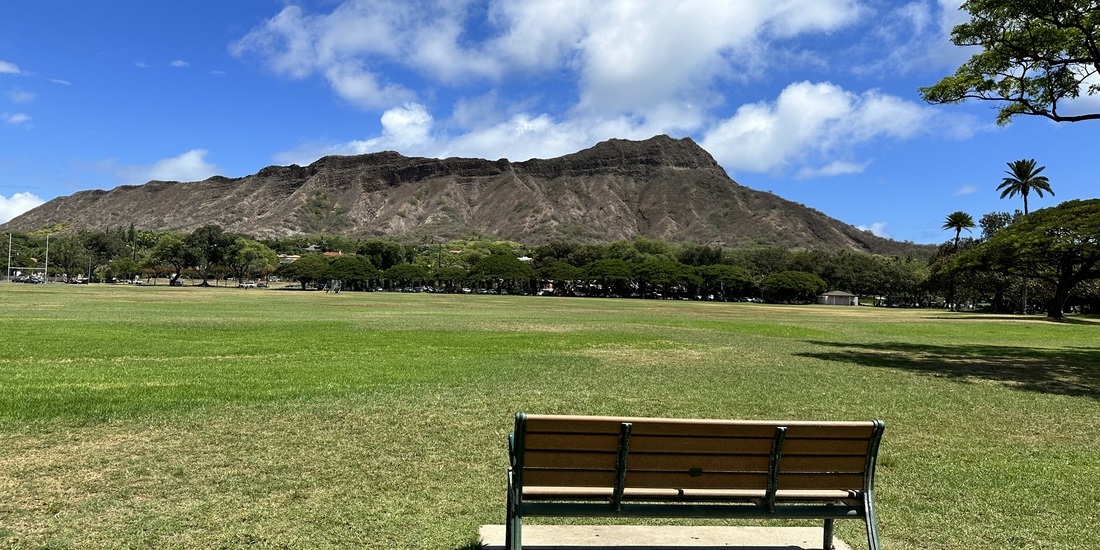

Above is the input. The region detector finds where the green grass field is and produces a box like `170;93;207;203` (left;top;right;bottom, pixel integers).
1;284;1098;549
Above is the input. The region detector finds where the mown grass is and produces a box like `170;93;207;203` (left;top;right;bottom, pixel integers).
0;284;1098;549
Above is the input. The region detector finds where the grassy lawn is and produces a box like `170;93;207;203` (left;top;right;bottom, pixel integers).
0;284;1098;549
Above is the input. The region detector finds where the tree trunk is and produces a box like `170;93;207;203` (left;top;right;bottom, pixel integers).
1046;282;1072;320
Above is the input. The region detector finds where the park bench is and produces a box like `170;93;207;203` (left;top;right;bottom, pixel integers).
506;413;885;550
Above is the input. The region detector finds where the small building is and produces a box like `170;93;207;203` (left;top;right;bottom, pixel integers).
819;290;859;306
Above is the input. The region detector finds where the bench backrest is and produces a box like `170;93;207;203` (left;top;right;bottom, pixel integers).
512;413;883;494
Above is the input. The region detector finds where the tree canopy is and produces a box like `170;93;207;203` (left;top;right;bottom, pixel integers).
954;199;1100;318
760;271;827;304
920;0;1100;124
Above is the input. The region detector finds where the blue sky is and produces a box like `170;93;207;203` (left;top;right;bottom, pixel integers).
1;0;1096;244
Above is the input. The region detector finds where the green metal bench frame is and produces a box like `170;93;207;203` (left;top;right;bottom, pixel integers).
506;412;885;550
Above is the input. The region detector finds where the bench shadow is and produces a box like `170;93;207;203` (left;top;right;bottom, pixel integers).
798;341;1100;400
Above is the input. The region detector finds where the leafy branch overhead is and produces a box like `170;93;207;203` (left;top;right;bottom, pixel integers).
920;0;1100;124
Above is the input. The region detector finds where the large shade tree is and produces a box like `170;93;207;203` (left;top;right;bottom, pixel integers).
920;0;1100;124
954;199;1100;319
151;233;193;284
186;225;232;286
325;255;380;291
277;254;331;289
760;271;827;304
227;238;278;282
468;253;535;293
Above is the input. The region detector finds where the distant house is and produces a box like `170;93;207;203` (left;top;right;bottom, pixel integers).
818;290;859;306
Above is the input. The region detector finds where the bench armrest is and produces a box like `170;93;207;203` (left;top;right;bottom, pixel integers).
508;433;516;467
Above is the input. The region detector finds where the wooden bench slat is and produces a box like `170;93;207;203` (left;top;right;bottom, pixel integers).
522;468;617;487
525;415;877;439
521;469;868;491
525;435;871;456
627;453;867;473
523;451;867;474
628;435;775;454
522;450;619;470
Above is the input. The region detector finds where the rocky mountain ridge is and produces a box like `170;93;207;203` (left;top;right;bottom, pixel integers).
2;135;921;255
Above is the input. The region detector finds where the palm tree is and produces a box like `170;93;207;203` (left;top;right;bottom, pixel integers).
998;159;1054;215
942;211;975;250
998;159;1053;315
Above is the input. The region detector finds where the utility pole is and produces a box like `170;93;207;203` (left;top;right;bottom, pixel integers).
5;233;11;283
44;234;50;283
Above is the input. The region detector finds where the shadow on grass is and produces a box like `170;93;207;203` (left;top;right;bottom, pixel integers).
930;313;1100;326
799;341;1100;400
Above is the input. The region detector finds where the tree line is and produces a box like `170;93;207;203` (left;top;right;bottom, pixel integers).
5;224;929;304
6;195;1098;317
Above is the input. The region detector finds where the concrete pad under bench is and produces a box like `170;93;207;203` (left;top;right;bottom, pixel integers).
479;525;852;549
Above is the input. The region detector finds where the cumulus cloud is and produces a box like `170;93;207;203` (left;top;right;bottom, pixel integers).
231;2;446;109
0;60;20;74
857;222;890;238
233;0;864;113
111;150;221;184
170;60;190;68
0;192;45;224
701;81;942;175
275;100;698;167
2;112;31;125
244;1;980;179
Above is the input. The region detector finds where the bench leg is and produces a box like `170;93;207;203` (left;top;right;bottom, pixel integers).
506;469;521;550
864;494;881;550
506;514;522;550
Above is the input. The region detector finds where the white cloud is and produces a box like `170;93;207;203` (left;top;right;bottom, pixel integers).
856;0;972;76
796;160;868;179
491;0;864;113
112;150;220;184
0;192;45;224
50;78;72;86
322;62;415;110
2;112;31;125
327;102;435;157
857;221;890;238
700;81;943;175
0;60;20;75
954;184;977;196
231;1;459;109
9;89;35;103
170;60;190;68
242;1;976;179
274;100;696;167
233;0;865;114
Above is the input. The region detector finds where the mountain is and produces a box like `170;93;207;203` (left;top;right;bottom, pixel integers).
2;135;922;255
